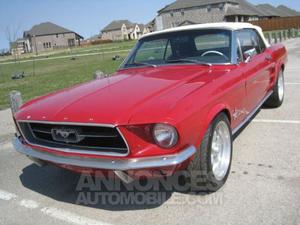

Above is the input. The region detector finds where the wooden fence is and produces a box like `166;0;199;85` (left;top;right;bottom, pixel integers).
250;16;300;31
248;16;300;44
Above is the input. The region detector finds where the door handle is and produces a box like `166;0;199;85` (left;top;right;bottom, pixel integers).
265;55;272;61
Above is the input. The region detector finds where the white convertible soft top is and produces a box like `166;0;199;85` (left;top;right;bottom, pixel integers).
141;22;270;47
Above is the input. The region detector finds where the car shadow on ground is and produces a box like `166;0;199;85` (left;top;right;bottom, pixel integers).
19;163;212;210
19;164;178;211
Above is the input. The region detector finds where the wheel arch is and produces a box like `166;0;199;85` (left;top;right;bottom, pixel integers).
195;104;232;147
193;103;232;162
206;104;231;126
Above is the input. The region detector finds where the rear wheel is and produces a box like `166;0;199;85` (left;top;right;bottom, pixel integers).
186;113;232;192
264;69;285;108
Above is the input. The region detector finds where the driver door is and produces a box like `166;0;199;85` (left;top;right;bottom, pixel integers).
236;29;272;113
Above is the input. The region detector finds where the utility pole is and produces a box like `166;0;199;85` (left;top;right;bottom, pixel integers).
33;35;37;76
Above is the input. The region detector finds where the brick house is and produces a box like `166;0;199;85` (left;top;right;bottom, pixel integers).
101;20;150;41
155;0;300;30
23;22;83;53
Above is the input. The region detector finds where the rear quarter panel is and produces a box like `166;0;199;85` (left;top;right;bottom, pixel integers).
266;43;288;89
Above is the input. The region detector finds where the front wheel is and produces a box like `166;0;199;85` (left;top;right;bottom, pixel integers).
264;69;285;108
186;113;232;192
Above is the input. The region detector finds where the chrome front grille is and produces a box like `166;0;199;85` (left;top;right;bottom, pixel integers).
17;121;129;156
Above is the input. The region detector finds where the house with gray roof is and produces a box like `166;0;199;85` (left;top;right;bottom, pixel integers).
23;22;83;53
256;4;283;18
257;4;300;18
101;20;150;41
276;5;300;17
155;0;299;30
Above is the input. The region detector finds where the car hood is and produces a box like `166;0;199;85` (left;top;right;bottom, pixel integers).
16;65;230;125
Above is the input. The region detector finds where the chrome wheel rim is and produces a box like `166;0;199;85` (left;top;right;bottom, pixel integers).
278;71;284;102
211;121;231;181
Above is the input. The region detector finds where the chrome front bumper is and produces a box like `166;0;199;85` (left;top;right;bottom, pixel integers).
12;137;196;171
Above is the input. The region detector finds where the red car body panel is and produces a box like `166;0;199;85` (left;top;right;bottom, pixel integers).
14;40;287;175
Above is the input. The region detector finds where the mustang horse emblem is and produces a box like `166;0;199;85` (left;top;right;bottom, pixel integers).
51;128;82;143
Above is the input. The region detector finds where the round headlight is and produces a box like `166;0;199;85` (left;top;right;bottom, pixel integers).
153;124;178;148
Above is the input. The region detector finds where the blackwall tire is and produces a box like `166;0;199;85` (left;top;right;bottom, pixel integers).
186;113;233;193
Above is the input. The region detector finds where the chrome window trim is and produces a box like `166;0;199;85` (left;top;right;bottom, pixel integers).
16;120;130;157
120;29;235;70
118;62;234;71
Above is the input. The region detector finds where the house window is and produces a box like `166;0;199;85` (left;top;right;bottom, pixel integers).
49;42;51;48
68;39;75;47
43;43;46;48
219;3;224;11
181;10;184;16
170;12;174;17
56;34;58;38
207;5;211;12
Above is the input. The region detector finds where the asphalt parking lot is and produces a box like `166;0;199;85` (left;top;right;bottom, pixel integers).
0;38;299;225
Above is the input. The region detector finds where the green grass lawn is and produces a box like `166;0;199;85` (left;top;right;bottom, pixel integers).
0;46;131;110
0;40;136;63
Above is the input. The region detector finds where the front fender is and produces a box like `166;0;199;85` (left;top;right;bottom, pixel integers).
193;103;231;147
206;103;231;127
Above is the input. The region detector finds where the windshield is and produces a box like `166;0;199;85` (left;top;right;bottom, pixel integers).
121;29;232;69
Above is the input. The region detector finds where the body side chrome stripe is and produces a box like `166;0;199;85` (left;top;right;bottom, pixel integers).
232;90;273;135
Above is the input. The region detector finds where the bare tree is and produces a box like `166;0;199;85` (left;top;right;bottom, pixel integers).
4;23;21;44
3;23;22;64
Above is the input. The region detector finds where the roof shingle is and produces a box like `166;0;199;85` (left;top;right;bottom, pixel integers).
255;4;282;17
158;0;240;13
223;0;266;17
101;20;134;32
158;0;275;18
24;22;82;38
277;5;300;17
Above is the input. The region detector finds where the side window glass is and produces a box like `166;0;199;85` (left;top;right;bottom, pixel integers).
236;38;243;63
250;30;262;54
256;32;266;53
237;29;258;61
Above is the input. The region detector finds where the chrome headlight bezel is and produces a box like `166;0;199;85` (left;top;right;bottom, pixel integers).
152;123;179;149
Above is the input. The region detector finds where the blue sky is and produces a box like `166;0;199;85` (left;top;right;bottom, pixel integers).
0;0;299;49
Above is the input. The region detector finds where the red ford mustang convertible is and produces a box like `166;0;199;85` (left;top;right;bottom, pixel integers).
11;23;287;191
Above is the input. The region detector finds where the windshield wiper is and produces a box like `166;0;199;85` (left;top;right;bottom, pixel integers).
126;62;157;68
166;59;212;66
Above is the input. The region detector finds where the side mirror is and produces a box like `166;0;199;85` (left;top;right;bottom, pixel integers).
243;48;257;63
